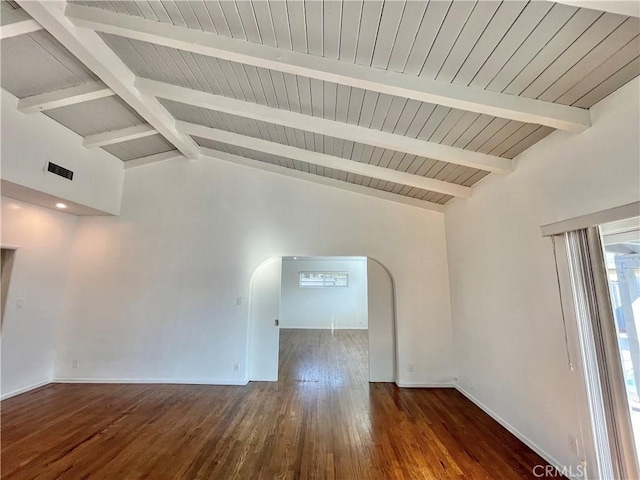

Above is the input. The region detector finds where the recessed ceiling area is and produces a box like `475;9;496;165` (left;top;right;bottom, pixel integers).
1;0;638;211
0;180;112;216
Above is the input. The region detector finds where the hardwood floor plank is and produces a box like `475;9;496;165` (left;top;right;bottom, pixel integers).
1;329;564;479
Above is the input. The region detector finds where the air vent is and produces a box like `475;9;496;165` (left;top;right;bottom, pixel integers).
47;162;73;181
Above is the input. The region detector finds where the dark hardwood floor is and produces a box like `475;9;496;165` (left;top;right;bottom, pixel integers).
1;329;562;479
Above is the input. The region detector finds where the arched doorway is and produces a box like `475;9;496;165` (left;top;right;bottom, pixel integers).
247;256;396;382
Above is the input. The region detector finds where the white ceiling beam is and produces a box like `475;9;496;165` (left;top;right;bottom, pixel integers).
66;3;592;133
17;81;115;113
83;124;157;148
550;1;640;18
124;150;183;170
200;147;445;214
137;78;512;175
17;0;199;159
178;121;471;199
0;8;43;39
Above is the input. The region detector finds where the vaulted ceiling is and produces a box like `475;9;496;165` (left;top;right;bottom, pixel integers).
2;1;639;212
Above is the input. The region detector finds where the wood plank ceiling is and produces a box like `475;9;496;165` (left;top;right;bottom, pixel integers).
1;1;639;210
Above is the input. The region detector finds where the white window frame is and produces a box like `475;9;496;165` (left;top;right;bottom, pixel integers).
299;271;349;288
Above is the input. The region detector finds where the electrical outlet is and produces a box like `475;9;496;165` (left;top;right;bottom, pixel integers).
236;297;242;306
407;363;414;373
233;362;239;372
72;360;80;369
568;435;579;455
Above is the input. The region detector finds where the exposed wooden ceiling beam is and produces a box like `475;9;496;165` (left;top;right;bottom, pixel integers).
0;8;43;39
65;3;592;133
17;81;115;113
124;150;183;170
199;147;445;214
136;78;512;175
17;0;199;159
83;124;157;148
550;1;640;17
177;121;472;199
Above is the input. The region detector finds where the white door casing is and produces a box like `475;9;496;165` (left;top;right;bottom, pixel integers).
247;257;281;381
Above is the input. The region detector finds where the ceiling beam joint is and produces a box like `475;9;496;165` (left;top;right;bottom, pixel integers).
17;81;115;113
17;0;200;159
83;124;157;148
0;8;43;38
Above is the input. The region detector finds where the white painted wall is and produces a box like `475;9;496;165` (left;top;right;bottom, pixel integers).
1;89;124;215
367;258;396;383
280;257;367;329
445;78;640;475
54;155;452;386
0;197;77;399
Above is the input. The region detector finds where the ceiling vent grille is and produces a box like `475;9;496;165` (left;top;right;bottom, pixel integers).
47;162;74;181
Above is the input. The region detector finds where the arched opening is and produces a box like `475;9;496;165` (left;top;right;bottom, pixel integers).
247;256;397;383
246;256;282;382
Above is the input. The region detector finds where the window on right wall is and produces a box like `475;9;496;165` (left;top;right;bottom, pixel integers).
561;216;640;479
600;217;640;465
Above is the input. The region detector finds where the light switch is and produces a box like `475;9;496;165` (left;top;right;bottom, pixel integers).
16;299;24;309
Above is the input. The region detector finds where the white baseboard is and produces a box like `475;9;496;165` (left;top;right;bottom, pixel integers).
1;379;50;400
455;384;570;478
52;377;249;386
280;326;368;330
396;382;454;388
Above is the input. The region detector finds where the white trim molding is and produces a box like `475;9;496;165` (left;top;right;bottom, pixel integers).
53;377;249;386
455;385;573;478
0;380;50;401
396;382;455;388
540;202;640;237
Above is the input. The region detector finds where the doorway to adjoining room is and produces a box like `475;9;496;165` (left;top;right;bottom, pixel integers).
279;256;369;386
247;256;396;384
